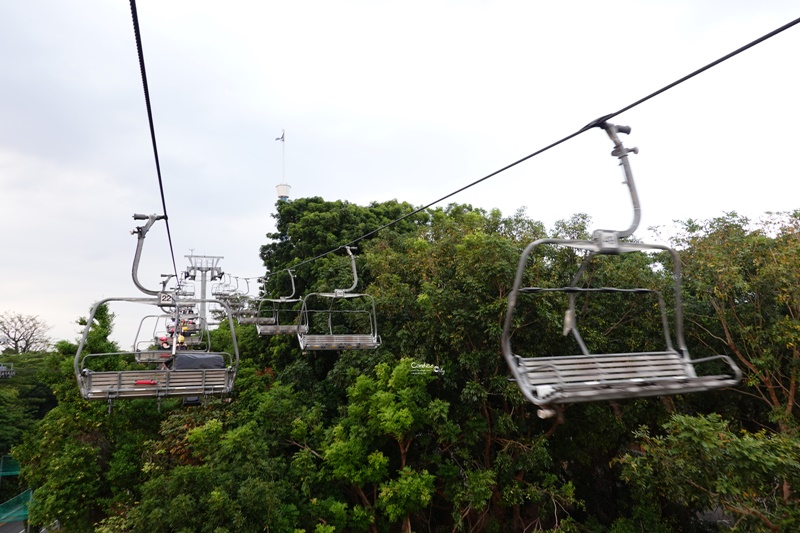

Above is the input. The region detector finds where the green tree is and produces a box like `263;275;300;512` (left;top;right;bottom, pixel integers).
618;414;800;532
674;212;800;433
365;205;585;530
14;304;164;531
21;199;788;532
260;197;426;297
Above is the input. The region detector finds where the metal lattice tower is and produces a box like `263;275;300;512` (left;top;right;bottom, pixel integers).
183;254;224;325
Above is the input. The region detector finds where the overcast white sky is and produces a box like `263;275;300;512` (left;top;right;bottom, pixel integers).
1;1;799;347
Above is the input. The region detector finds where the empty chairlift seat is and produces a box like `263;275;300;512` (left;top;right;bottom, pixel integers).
298;291;380;350
255;299;307;335
255;269;307;336
297;247;381;351
501;122;741;417
236;306;276;326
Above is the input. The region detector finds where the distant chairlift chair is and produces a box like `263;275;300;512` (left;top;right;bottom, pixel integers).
0;363;15;379
298;247;381;350
235;294;277;328
132;313;176;364
255;269;308;336
501;122;741;418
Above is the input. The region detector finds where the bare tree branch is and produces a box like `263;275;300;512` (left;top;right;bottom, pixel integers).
0;311;52;353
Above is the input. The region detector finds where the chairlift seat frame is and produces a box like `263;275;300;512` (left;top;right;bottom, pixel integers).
501;123;741;415
75;296;240;402
298;291;381;350
255;298;307;335
255;269;307;336
80;360;234;400
296;248;381;350
503;237;741;409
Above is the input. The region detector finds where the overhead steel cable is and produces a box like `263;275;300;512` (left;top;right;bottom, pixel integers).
261;14;800;279
129;0;180;281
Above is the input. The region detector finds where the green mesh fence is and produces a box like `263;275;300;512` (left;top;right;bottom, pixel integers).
0;488;31;523
0;456;21;477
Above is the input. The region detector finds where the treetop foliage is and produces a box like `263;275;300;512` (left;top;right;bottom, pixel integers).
5;201;800;531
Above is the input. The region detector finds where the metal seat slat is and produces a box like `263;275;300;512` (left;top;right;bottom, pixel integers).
299;334;380;350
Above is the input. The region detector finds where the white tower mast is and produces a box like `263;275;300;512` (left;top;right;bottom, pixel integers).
275;130;291;201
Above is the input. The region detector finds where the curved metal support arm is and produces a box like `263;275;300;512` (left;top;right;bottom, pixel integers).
600;123;640;238
338;246;359;294
283;269;298;300
131;214;165;296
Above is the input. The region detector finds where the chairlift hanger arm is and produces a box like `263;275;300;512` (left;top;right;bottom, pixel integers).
131;213;165;296
592;123;641;238
340;246;358;294
284;269;298;300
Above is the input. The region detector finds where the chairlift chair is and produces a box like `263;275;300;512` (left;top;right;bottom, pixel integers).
231;296;275;326
176;281;195;298
212;275;237;300
180;317;212;350
298;247;381;350
75;297;240;405
132;313;175;363
255;270;307;335
501;123;741;418
0;363;15;379
75;214;239;407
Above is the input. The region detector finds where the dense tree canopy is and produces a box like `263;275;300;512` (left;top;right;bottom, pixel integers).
4;201;800;531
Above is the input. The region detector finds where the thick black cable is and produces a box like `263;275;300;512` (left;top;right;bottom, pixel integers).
582;14;800;130
280;127;584;273
264;14;800;278
129;0;180;281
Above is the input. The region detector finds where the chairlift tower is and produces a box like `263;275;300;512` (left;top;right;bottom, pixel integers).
184;254;224;325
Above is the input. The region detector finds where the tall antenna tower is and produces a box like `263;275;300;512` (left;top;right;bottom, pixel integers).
275;129;291;201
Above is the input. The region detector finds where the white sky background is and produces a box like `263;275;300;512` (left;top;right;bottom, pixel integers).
1;1;799;347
